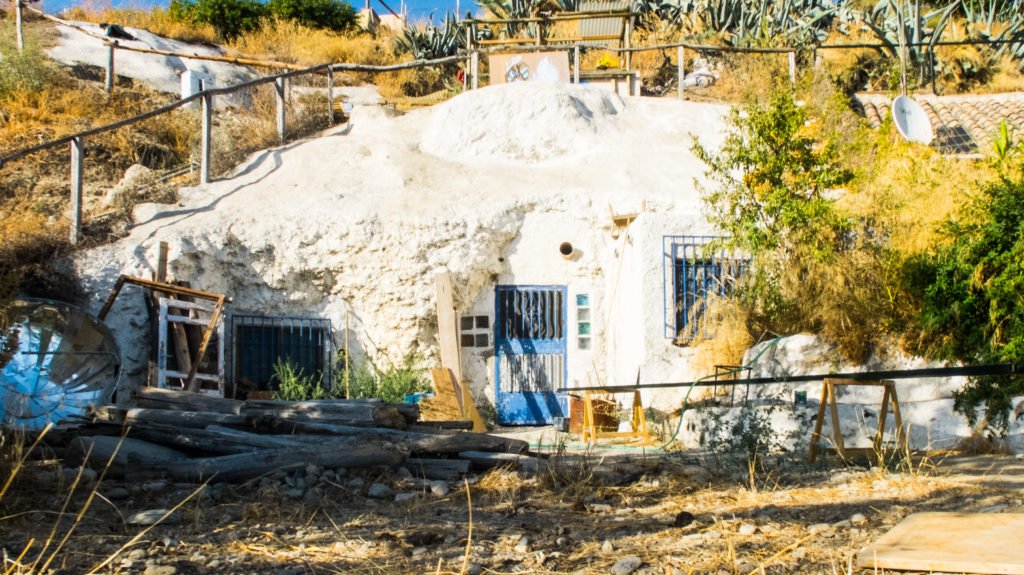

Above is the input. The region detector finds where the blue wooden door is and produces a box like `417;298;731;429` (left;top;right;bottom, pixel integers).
494;285;568;425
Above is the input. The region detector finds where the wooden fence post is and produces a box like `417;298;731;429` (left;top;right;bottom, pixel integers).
624;15;633;72
15;1;24;52
70;137;84;245
275;77;286;143
573;45;580;84
678;45;685;99
788;51;796;84
105;42;116;95
470;51;479;90
326;67;334;126
200;92;212;185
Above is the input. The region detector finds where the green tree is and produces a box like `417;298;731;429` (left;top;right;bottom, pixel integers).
907;172;1024;431
693;89;855;342
169;0;267;41
268;0;356;32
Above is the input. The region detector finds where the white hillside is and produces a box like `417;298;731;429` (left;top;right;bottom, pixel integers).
47;21;258;95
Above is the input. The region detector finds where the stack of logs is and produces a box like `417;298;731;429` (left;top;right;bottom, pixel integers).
65;387;534;483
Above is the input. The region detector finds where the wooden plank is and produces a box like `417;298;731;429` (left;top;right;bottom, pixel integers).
425;368;464;421
857;512;1024;574
434;272;463;409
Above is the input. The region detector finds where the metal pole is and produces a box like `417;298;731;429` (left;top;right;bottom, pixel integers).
105;42;116;95
200;92;212;185
15;1;24;52
275;77;286;143
69;137;84;245
326;68;334;126
573;46;580;84
471;51;479;90
787;51;796;85
678;45;684;99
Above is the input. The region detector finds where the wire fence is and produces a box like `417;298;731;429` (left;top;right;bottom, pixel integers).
4;6;1022;246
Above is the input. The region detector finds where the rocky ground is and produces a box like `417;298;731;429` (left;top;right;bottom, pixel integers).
3;448;1023;575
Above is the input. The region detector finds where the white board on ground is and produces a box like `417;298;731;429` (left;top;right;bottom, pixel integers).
857;512;1024;574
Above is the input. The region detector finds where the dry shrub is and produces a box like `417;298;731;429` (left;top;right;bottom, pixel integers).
0;202;77;306
689;300;754;379
838;122;997;256
229;19;402;67
690;51;792;103
63;6;219;44
954;433;1012;456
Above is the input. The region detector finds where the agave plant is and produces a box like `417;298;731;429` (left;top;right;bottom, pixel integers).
863;0;957;63
477;0;539;36
631;0;699;28
957;0;1024;69
696;0;839;48
396;12;466;59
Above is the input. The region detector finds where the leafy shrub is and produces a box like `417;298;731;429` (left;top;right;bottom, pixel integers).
0;36;59;98
170;0;268;40
271;358;329;400
905;171;1024;432
268;0;355;32
693;88;878;355
170;0;356;40
343;354;429;404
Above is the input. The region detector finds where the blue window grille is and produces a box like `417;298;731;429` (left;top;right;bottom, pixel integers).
663;235;748;342
226;315;333;395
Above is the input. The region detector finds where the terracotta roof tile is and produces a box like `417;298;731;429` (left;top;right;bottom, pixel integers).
853;92;1024;155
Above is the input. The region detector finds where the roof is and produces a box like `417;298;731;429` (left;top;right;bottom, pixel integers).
853;92;1024;155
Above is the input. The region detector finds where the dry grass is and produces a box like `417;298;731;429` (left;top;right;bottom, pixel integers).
228;19;402;66
62;5;219;45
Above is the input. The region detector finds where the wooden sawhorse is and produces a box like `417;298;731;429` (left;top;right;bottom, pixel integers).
808;378;906;463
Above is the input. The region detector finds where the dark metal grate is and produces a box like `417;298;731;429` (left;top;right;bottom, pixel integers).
226;315;333;395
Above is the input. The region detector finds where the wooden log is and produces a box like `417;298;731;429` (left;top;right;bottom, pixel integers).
458;451;541;473
122;422;319;455
244;399;418;422
123;439;408;482
133;387;243;415
66;436;189;471
404;458;470;481
250;416;528;455
242;406;406;429
411;421;473;431
124;408;245;428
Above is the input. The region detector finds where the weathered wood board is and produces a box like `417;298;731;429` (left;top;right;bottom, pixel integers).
857;512;1024;574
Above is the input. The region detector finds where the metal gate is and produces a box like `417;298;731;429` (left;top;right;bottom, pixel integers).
494;285;568;425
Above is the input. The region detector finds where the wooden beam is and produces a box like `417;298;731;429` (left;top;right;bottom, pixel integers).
69;136;84;245
326;68;334;126
105;42;115;94
200;93;212;184
15;1;24;52
275;77;286;144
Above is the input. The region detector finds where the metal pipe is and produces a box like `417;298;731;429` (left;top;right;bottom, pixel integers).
562;363;1024;393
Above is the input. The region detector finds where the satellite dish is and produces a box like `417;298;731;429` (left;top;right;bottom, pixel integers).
0;299;120;430
892;95;934;145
